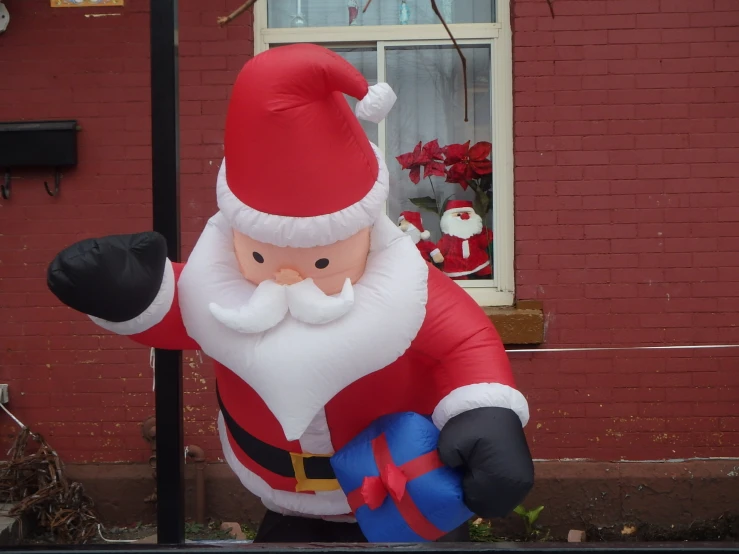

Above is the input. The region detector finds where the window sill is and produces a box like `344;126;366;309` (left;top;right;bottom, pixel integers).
484;300;544;345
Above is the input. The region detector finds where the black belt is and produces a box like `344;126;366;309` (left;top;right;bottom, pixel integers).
217;387;336;481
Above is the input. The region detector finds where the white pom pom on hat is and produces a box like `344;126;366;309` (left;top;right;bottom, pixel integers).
355;83;397;124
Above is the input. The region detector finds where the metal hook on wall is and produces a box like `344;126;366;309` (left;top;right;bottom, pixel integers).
1;170;10;199
44;169;61;197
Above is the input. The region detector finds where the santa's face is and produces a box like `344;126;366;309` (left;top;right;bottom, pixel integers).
398;220;422;244
440;208;483;240
233;228;370;294
208;228;371;334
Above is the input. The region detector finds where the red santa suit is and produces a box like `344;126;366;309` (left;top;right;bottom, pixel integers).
437;200;493;278
397;210;441;263
86;44;527;520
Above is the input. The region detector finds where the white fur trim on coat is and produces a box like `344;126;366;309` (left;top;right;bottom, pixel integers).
89;260;175;335
216;143;390;248
432;383;530;430
219;414;351;517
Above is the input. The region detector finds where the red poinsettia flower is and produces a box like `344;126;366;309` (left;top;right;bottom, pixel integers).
444;141;493;188
396;139;446;184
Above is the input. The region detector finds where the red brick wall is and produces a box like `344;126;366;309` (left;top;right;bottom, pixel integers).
0;0;250;462
1;0;737;463
512;0;739;458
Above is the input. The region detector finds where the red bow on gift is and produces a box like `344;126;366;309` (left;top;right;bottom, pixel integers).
360;463;408;510
345;434;448;541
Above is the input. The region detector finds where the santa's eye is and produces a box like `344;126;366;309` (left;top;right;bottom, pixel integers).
252;252;264;263
315;258;329;269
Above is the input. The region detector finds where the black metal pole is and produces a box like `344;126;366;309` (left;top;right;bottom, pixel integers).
150;0;185;545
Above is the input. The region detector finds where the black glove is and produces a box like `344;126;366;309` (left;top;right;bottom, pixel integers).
47;232;168;323
438;407;534;518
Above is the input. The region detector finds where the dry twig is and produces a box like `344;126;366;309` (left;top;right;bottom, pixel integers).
429;0;468;122
0;428;99;544
546;0;555;17
217;0;258;27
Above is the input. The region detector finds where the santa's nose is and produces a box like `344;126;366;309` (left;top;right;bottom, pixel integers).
460;212;471;220
274;268;304;286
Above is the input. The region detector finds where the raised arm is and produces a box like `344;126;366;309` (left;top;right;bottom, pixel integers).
47;232;199;351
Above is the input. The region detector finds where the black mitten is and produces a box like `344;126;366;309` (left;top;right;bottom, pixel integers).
47;232;168;322
438;406;534;518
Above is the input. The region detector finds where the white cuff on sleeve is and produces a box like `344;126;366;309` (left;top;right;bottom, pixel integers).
430;248;441;257
432;383;530;430
89;259;175;336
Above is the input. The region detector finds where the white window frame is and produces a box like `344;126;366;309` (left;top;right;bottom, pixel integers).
253;2;514;307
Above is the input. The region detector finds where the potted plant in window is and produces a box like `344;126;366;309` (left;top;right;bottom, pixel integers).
396;139;494;280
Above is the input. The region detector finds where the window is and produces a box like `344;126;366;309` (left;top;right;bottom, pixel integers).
254;0;513;307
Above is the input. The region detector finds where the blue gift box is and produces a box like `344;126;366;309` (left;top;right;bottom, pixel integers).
330;412;473;542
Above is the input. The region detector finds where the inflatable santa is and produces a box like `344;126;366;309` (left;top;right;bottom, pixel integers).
397;211;443;264
47;44;533;543
437;200;494;279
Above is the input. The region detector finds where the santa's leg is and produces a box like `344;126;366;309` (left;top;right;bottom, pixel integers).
437;522;471;542
253;511;367;543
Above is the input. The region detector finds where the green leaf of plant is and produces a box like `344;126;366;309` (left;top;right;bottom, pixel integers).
409;196;440;215
472;188;490;219
528;506;545;524
513;505;526;516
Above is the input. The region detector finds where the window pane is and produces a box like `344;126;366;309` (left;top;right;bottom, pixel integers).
386;44;494;281
267;0;495;28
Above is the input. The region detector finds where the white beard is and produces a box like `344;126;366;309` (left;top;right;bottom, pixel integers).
178;212;429;441
440;211;483;239
209;276;355;334
402;225;422;244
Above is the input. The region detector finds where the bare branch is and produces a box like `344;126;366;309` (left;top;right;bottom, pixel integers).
429;0;468;122
217;0;257;27
363;0;373;13
546;0;555;18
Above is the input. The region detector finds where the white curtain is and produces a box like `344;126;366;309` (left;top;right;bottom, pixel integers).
385;44;492;241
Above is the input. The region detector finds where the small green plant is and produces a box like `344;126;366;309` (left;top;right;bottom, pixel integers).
240;524;257;541
513;504;546;540
468;518;505;542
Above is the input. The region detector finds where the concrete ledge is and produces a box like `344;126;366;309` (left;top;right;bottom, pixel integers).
486;300;545;345
63;460;737;535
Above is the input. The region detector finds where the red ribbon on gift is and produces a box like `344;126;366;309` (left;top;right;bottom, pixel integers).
345;434;446;541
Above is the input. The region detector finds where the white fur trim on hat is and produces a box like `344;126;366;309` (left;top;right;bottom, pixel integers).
420;230;431;240
217;142;390;248
355;83;397;124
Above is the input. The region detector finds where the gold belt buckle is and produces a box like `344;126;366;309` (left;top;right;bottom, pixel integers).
289;452;341;493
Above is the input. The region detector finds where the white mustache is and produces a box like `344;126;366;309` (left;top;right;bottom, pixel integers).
209;277;354;334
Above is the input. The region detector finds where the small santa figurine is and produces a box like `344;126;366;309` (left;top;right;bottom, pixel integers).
397;210;443;264
46;45;531;543
437;200;494;279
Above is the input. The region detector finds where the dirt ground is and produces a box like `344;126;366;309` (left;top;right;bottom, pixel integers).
23;520;257;545
21;513;739;545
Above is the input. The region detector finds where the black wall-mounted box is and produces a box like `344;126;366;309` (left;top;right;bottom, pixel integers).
0;120;78;168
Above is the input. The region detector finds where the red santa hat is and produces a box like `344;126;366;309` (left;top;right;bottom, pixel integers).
398;211;431;240
217;43;397;248
443;200;475;215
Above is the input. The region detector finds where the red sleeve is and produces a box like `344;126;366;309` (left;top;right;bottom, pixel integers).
410;267;528;429
129;262;200;351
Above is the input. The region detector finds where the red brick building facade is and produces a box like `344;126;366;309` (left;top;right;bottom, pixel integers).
1;0;737;483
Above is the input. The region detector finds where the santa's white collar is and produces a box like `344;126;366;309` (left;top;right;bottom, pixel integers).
178;212;429;441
